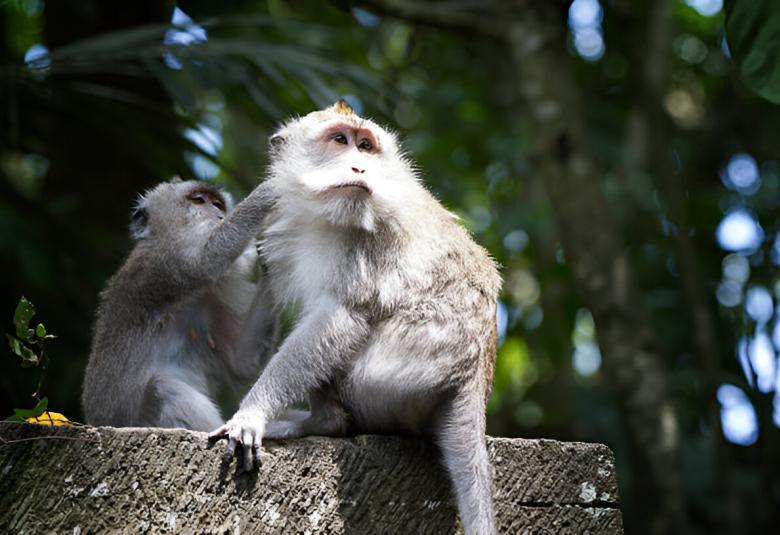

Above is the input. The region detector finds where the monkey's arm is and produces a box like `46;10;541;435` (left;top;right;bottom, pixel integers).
195;185;276;281
209;299;368;470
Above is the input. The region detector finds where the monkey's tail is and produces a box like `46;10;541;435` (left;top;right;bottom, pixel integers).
435;393;497;535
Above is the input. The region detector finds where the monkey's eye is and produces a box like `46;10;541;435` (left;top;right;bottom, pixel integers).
187;192;208;205
333;134;348;145
212;199;225;211
358;139;373;151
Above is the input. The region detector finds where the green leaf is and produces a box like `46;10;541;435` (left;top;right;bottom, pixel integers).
5;414;24;422
13;296;36;342
6;334;40;366
726;0;780;104
35;323;46;338
12;397;49;419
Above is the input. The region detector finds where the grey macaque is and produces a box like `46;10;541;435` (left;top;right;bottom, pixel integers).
82;180;277;431
211;102;501;534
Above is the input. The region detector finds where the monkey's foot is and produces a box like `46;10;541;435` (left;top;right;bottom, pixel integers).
265;419;307;439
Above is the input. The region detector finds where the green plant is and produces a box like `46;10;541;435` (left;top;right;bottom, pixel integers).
5;296;57;421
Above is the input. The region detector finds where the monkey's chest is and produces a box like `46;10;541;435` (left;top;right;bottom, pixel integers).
272;229;382;306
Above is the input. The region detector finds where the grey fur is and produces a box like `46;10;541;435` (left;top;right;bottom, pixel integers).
212;105;501;534
82;180;277;431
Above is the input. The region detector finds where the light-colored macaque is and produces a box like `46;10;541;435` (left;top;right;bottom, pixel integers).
82;180;277;431
211;102;501;534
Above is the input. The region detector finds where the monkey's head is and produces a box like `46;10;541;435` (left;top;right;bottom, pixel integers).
129;180;233;241
266;100;420;232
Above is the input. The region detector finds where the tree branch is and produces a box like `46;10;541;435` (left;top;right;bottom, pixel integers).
359;0;504;39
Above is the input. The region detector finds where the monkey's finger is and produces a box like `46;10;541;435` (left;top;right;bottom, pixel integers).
208;425;229;442
223;436;239;463
252;442;263;467
241;431;254;472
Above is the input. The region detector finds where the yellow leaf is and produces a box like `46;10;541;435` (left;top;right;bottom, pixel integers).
25;411;73;426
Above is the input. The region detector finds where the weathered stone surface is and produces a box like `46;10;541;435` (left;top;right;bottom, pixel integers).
0;422;622;533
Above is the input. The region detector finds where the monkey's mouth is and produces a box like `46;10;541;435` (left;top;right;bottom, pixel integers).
328;181;372;195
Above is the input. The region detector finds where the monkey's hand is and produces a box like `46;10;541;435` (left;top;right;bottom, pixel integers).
208;409;266;472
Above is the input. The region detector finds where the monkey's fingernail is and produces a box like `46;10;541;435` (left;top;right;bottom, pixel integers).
223;440;237;463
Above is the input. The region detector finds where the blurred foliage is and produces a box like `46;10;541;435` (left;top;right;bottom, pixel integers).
0;0;779;533
726;0;780;104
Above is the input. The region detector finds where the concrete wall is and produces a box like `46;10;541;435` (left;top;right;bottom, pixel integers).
0;422;622;533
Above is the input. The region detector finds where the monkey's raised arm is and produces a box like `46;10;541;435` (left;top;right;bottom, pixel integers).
209;300;369;470
196;184;276;281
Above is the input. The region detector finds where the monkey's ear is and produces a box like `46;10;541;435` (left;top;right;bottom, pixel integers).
129;206;150;240
269;134;286;150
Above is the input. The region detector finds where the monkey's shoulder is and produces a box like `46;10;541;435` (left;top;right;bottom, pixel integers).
424;235;501;296
425;203;501;283
98;248;201;319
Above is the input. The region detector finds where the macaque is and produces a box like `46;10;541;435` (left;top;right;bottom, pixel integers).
82;180;277;431
211;101;501;534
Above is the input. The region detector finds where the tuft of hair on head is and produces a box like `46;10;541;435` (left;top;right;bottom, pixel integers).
329;99;356;117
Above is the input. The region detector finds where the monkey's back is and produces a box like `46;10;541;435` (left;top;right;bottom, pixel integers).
82;251;176;426
81;247;222;427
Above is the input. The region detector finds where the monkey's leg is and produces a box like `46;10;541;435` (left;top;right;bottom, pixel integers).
265;409;309;439
142;375;223;432
265;388;349;439
436;394;496;535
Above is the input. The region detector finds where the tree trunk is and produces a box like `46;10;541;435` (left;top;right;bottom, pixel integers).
503;4;686;533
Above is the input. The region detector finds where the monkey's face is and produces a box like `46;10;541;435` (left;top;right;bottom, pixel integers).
130;181;230;240
267;102;419;232
184;185;228;222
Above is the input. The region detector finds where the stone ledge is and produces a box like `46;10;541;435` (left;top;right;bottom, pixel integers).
0;422;622;533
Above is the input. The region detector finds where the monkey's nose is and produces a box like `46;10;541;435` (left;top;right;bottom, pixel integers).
351;167;365;174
